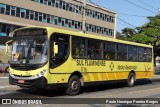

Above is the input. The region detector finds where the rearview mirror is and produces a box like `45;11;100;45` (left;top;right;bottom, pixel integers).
5;40;12;56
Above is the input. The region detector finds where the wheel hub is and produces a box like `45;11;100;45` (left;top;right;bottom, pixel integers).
130;77;134;85
71;81;78;91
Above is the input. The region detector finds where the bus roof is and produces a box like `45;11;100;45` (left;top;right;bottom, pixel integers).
14;26;153;48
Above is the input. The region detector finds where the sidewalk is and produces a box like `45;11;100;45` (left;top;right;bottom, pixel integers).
0;73;9;77
153;74;160;79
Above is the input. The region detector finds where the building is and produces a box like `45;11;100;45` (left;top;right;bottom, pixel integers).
0;0;117;44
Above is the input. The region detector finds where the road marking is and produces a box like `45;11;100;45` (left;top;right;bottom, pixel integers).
91;87;160;98
0;77;8;79
0;91;14;95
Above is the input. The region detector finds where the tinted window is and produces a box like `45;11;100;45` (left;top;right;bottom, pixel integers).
117;44;127;60
146;48;152;62
128;46;138;61
138;47;145;61
72;37;87;58
88;39;103;59
104;42;116;60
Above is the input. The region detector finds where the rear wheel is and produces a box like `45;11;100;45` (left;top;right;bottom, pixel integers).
66;75;81;96
127;73;136;87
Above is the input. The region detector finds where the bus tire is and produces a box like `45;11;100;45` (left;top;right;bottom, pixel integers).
127;73;135;87
66;75;81;96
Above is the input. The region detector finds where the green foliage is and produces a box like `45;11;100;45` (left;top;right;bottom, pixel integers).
156;40;160;46
127;33;155;44
116;32;125;40
121;28;136;37
120;15;160;45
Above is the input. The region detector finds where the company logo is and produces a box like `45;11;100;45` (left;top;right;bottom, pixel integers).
2;99;11;104
144;64;151;76
109;62;114;71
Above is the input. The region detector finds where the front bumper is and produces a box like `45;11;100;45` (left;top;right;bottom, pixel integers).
9;75;47;88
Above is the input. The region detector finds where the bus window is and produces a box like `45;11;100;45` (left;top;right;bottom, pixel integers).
117;44;127;60
12;38;48;64
104;42;116;60
128;46;138;61
138;47;146;61
146;48;152;62
50;33;70;67
72;37;87;58
88;39;103;59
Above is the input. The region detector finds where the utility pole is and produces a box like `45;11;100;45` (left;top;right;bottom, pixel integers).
82;0;86;33
158;8;160;16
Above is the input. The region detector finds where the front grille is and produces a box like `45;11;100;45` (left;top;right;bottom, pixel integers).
12;66;38;71
13;74;31;77
10;63;47;71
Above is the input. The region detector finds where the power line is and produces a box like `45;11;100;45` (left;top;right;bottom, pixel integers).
88;0;100;5
88;0;100;6
61;0;136;31
118;12;148;17
117;22;131;27
87;0;94;4
137;0;157;11
117;17;136;28
88;0;149;17
57;0;82;12
88;0;136;28
125;0;157;14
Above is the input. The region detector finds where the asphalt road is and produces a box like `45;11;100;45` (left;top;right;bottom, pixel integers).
1;77;160;106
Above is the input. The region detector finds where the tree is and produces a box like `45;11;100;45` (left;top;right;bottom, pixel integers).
124;15;160;45
127;33;155;44
116;31;125;40
121;28;136;38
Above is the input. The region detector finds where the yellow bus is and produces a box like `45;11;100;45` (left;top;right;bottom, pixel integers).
8;27;153;95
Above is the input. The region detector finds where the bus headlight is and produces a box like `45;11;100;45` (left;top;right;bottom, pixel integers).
32;69;46;78
40;69;46;75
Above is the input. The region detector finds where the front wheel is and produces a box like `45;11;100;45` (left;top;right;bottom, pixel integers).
127;73;136;87
66;75;81;96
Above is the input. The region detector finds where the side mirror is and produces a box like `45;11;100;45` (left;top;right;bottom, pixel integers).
54;42;58;56
5;40;12;56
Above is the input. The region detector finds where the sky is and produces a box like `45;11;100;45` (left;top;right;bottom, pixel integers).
89;0;160;32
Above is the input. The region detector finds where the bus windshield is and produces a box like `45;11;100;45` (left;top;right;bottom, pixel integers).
11;37;48;64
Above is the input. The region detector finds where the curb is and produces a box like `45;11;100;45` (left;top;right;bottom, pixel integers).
0;85;17;89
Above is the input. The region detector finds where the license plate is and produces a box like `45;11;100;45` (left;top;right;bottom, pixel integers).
18;80;24;84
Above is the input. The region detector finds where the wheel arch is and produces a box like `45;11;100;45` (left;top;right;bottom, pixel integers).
68;71;84;86
128;70;136;81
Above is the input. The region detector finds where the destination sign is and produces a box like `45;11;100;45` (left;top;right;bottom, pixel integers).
14;28;47;37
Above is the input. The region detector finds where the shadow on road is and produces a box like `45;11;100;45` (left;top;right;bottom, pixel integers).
0;79;156;98
20;79;153;97
83;79;153;94
135;79;152;86
16;88;68;97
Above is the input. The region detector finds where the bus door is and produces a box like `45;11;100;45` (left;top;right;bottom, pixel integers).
50;33;70;68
